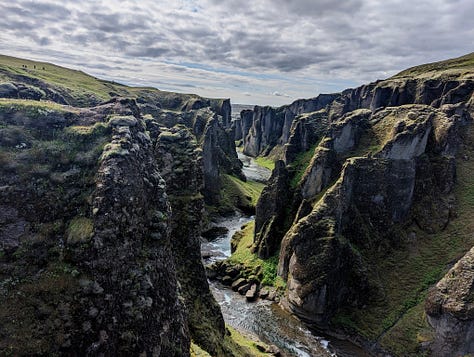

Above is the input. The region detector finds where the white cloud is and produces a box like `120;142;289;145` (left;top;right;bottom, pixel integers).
272;91;290;97
0;0;472;105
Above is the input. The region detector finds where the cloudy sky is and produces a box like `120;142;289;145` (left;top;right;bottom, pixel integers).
0;0;473;106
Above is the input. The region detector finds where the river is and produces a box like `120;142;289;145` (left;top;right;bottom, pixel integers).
201;152;369;357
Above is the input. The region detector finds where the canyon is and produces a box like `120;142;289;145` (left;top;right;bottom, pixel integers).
0;52;473;356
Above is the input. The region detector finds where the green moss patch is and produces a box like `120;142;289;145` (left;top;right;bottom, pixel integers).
66;217;93;245
223;326;272;356
0;98;75;112
65;122;109;138
219;174;265;214
190;342;212;357
289;143;318;188
254;155;275;171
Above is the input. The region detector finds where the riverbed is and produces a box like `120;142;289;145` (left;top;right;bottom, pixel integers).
201;153;369;357
202;209;334;357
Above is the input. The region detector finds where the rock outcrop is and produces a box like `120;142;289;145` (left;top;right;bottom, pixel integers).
201;114;244;204
153;125;227;355
246;54;474;357
243;54;474;357
240;94;340;157
0;55;244;355
0;98;190;355
254;160;291;258
238;54;474;161
283;109;330;164
276;104;464;326
425;247;474;357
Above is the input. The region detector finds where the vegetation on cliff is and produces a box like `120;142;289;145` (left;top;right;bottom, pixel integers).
0;55;243;356
235;52;474;356
2;51;474;357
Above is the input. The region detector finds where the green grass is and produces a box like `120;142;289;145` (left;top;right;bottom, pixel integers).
0;55;127;105
190;342;212;357
379;304;433;356
64;122;109;138
219;174;265;213
393;52;474;79
345;126;383;158
229;221;284;288
223;326;272;357
190;320;273;357
0;54;224;109
229;222;258;265
0;98;75;111
289;143;318;188
66;217;93;245
254;156;275;170
260;255;279;286
227;175;265;206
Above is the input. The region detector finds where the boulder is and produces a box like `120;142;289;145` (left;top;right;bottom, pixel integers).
259;288;270;299
425;246;474;357
245;284;258;302
201;226;229;241
222;275;233;286
238;283;252;295
231;278;248;292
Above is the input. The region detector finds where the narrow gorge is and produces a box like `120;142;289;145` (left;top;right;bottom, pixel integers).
0;52;473;357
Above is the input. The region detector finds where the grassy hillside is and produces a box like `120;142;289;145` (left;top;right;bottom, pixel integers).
0;54;211;108
393;52;474;80
0;54;127;104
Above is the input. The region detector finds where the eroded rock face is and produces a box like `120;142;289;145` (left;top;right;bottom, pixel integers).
202;114;244;204
283;109;330;164
242;94;340;157
278;175;366;325
153;125;227;355
274;104;467;326
0;98;190;355
143;106;243;205
210;98;232;128
254;161;291;258
239;70;474;159
244;106;282;157
84;111;190;355
278;157;418;324
425;247;474;357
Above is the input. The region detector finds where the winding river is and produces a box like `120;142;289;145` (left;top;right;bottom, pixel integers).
201;152;369;357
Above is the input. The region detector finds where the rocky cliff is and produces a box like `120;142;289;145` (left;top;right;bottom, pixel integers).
251;52;474;356
232;94;339;157
152;125;228;355
238;53;474;162
0;98;190;355
0;56;243;356
425;246;474;357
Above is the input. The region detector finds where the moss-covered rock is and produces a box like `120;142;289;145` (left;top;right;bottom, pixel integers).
0;98;190;355
425;246;474;356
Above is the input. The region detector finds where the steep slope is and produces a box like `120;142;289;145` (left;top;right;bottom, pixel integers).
0;54;232;120
237;52;474;161
0;55;247;356
425;246;474;356
0;98;190;355
248;53;474;356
